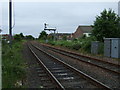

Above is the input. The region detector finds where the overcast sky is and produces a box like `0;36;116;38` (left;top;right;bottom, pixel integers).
1;0;119;38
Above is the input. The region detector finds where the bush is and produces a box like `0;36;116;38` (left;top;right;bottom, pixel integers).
14;34;22;41
71;43;81;50
81;40;91;53
46;36;98;53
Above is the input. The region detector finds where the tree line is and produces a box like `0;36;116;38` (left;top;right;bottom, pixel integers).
13;33;35;41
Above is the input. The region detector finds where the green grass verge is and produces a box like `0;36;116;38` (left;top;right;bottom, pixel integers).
2;40;26;88
39;38;93;53
38;37;104;55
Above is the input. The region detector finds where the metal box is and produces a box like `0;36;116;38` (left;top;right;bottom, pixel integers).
104;38;111;57
104;38;120;58
91;41;100;54
111;38;120;58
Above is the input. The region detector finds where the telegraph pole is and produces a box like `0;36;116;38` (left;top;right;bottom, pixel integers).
9;0;12;48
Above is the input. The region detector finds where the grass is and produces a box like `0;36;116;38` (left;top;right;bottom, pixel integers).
39;39;120;61
2;40;26;88
40;37;95;54
38;37;105;57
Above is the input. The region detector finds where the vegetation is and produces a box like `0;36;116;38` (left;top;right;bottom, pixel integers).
40;36;97;54
25;35;35;40
2;40;26;88
38;31;48;40
92;9;120;41
14;33;35;41
62;36;67;41
39;9;120;55
14;33;24;41
47;35;54;41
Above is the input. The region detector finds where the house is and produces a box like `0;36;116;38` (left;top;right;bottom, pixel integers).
72;25;93;39
48;33;73;40
48;25;93;40
56;33;73;40
2;34;9;40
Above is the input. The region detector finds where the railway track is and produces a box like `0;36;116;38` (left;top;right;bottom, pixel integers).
28;44;61;88
40;43;120;75
28;42;111;89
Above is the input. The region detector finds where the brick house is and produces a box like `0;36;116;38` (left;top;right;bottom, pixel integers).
56;33;73;40
48;33;73;40
72;25;93;39
48;25;93;40
2;34;9;40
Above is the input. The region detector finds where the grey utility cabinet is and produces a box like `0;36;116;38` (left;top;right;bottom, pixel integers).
104;38;120;58
111;38;120;58
91;41;100;54
104;38;111;57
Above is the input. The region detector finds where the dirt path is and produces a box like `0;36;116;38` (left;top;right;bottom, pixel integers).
22;42;43;88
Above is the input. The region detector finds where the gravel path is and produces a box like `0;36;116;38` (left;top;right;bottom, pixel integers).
22;42;44;88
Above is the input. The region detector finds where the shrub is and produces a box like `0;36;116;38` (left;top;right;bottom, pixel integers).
71;43;81;50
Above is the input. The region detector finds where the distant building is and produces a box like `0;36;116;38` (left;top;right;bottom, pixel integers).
49;33;73;40
2;34;9;40
56;33;73;40
72;25;93;39
48;25;93;40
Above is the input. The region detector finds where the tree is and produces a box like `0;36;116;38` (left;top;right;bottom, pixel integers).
47;35;54;40
14;34;21;41
25;35;35;40
13;33;25;41
38;31;48;40
19;33;24;39
92;9;120;41
62;36;67;40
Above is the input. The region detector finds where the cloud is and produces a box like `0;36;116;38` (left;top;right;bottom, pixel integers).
2;2;118;37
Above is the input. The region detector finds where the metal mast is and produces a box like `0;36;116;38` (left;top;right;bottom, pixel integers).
44;23;56;41
9;0;12;47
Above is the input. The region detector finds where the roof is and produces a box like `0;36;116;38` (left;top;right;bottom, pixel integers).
78;26;93;33
2;34;9;36
49;33;72;35
56;33;72;35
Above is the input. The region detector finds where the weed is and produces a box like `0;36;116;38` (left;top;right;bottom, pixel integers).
2;40;26;88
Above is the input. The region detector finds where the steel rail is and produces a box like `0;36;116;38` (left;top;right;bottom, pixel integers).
32;44;111;90
41;43;120;67
46;46;120;75
28;44;65;89
41;44;120;75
